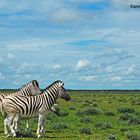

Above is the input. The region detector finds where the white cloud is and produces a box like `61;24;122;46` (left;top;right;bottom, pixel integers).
16;62;30;74
0;73;5;80
75;59;90;71
7;53;15;59
53;64;62;69
126;64;135;75
109;76;122;81
0;57;3;64
51;9;79;22
105;66;113;73
79;75;97;81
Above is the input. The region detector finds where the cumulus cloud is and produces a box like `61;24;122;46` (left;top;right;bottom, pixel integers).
126;64;135;75
7;53;15;59
105;66;113;73
109;76;122;81
53;64;62;69
75;59;90;71
51;9;79;22
16;62;30;74
79;75;97;81
0;72;5;80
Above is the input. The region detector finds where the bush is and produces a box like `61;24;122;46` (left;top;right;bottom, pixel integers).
80;128;92;135
95;122;112;129
84;100;92;104
119;114;140;125
108;134;116;140
68;106;76;110
80;117;92;123
91;102;98;107
58;111;69;117
76;111;85;116
120;128;129;133
104;111;115;116
84;107;101;115
119;113;133;121
128;116;140;125
117;107;135;114
118;98;127;102
51;122;68;130
126;131;140;140
76;107;101;116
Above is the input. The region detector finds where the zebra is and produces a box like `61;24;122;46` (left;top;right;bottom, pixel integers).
0;80;41;131
2;80;70;137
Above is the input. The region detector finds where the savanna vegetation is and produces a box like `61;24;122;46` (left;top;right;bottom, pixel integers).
0;90;140;140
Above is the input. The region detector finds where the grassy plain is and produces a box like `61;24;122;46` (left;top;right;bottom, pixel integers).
0;90;140;140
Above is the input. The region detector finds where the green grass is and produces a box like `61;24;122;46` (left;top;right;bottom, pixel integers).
0;90;140;140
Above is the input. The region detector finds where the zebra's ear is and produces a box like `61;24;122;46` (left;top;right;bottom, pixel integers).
32;80;39;87
59;82;64;87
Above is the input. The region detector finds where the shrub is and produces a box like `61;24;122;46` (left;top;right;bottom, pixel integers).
58;111;69;117
104;111;115;116
108;134;116;140
84;107;101;115
76;107;101;116
84;100;92;104
128;116;140;125
120;128;129;133
126;131;140;140
118;98;127;102
80;128;92;135
117;107;135;114
80;117;92;123
95;122;112;129
68;106;76;110
119;113;140;125
51;122;68;130
76;111;85;116
119;113;133;121
91;102;98;107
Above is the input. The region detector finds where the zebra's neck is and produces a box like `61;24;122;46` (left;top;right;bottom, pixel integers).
20;84;31;96
44;84;59;109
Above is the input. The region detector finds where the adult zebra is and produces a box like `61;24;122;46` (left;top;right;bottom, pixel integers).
2;80;70;138
0;80;41;131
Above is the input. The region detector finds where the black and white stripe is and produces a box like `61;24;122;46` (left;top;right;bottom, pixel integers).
0;80;41;133
2;80;70;137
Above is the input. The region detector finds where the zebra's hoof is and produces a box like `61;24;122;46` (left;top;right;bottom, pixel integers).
4;132;8;136
37;134;41;138
6;134;11;137
25;128;28;132
13;133;17;137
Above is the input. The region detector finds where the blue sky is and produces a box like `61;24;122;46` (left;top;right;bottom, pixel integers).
0;0;140;89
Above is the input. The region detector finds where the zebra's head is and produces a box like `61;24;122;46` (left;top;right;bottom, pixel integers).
30;80;41;95
21;80;41;95
57;81;70;101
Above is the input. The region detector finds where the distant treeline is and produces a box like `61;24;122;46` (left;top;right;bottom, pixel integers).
67;89;140;93
0;89;140;93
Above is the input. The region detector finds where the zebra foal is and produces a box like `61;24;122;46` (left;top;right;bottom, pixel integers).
2;80;70;137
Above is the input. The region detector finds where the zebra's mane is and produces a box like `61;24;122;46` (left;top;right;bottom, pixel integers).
45;80;62;90
20;82;30;90
19;80;39;90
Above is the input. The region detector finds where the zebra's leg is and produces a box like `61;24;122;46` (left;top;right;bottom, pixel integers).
12;114;20;132
36;113;46;138
25;119;29;131
40;113;47;134
4;117;9;136
7;114;16;137
51;104;60;116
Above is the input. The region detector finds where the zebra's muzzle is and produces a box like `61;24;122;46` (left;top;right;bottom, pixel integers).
62;94;70;101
